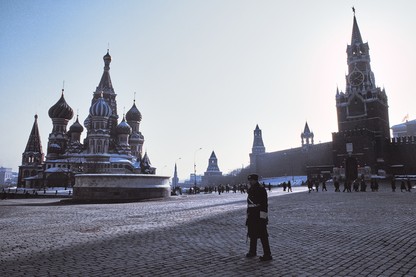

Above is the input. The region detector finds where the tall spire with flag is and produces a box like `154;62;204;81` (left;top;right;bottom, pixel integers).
351;8;363;45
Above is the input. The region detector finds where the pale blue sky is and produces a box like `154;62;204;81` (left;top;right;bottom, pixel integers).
1;0;415;180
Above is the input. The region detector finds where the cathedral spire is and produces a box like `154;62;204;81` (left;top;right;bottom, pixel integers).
24;114;43;154
96;50;114;94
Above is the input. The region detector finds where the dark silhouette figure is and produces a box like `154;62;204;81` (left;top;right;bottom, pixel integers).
391;178;396;192
400;180;407;192
360;176;367;192
245;174;272;262
287;181;292;192
334;177;340;192
322;180;327;191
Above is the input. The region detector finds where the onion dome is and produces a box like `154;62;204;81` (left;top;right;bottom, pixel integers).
126;100;142;122
48;89;74;120
89;95;112;117
103;50;112;64
117;116;132;135
69;116;84;133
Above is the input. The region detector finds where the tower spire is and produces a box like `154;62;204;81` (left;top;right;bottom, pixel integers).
24;114;43;154
96;50;114;94
252;124;266;155
351;9;363;45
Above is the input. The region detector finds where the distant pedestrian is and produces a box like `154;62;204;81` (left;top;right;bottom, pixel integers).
360;175;366;192
245;174;272;262
334;177;340;192
307;179;313;193
400;180;407;192
343;180;351;192
322;179;327;191
391;178;396;192
406;179;412;192
287;181;292;192
268;183;272;192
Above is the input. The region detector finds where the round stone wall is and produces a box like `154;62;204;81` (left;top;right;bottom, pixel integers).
73;174;170;202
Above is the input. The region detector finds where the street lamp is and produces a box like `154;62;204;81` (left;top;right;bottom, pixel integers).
194;147;202;194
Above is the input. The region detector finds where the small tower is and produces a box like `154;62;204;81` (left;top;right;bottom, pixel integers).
141;151;155;174
204;151;222;176
203;151;222;186
301;122;314;147
172;163;179;188
18;114;44;187
252;124;266;155
250;124;266;172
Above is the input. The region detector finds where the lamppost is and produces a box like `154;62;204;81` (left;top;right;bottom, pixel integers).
194;147;202;194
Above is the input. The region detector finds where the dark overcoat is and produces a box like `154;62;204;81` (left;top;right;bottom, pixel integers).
246;183;268;239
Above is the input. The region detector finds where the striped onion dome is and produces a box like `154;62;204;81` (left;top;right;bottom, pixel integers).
89;95;112;117
48;90;74;120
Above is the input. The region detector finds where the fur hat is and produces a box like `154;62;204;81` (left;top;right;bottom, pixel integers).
247;174;259;181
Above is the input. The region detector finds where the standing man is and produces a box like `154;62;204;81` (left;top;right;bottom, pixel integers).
245;174;273;261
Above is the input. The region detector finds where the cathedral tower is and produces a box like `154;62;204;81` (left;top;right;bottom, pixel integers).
126;99;144;159
332;10;391;178
91;50;119;149
18;115;44;187
47;89;74;159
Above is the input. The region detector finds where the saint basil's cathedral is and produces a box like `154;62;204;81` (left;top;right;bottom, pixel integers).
18;50;155;188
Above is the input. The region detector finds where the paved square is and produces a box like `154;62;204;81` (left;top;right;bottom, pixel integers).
0;184;415;276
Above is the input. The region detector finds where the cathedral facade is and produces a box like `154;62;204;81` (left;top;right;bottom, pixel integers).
250;12;416;180
18;51;155;188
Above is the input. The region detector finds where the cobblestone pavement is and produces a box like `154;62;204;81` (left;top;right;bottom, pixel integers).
1;184;415;276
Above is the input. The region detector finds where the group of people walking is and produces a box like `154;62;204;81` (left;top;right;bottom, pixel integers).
305;175;414;193
306;178;327;193
391;178;413;192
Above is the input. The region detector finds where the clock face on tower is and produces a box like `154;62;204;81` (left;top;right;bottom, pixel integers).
349;71;364;86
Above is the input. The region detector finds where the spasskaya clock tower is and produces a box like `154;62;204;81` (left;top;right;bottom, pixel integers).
332;9;391;179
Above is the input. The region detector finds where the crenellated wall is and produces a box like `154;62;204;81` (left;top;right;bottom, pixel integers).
252;142;333;178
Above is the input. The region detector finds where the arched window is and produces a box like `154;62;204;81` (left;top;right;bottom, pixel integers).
97;140;103;153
